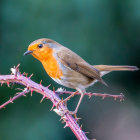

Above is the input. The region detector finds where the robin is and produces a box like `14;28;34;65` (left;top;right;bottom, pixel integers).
24;38;138;115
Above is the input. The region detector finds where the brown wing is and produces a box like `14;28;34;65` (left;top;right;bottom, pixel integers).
57;47;107;86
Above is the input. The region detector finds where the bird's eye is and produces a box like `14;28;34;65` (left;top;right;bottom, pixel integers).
38;44;43;48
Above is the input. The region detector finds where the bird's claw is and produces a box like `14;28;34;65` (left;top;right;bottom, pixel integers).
56;98;67;109
68;110;81;122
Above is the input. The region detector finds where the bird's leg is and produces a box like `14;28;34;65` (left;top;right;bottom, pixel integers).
69;92;84;116
63;91;79;103
56;91;78;109
56;90;84;118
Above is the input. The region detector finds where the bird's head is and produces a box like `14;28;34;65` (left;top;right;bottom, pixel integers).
24;38;60;61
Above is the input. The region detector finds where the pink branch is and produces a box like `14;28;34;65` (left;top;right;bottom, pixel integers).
0;66;88;140
0;88;30;109
57;90;124;101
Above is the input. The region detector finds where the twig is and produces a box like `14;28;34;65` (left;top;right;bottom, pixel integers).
0;88;30;109
56;89;124;101
0;65;88;140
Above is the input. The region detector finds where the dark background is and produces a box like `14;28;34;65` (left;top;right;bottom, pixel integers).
0;0;140;140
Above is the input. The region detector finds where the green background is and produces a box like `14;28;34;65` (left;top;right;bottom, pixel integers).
0;0;140;140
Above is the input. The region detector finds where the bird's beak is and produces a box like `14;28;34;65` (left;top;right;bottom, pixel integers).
24;50;33;55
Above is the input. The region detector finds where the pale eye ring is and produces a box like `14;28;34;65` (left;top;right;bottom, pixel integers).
38;44;43;48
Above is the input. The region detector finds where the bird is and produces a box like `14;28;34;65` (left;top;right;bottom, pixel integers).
24;38;138;115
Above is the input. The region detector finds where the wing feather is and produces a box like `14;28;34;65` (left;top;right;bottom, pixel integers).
57;47;107;86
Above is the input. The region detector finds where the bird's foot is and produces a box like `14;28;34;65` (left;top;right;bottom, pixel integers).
56;91;78;109
56;98;67;109
69;110;77;119
68;110;81;121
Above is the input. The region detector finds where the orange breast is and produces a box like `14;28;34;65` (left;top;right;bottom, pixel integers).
41;50;63;79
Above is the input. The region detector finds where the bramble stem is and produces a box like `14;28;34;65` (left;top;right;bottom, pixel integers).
0;65;125;140
0;66;88;140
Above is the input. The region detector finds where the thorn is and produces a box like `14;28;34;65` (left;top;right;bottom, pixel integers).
40;80;42;86
120;93;124;101
75;117;81;122
120;97;124;102
40;95;46;103
59;118;62;121
1;81;4;86
80;124;83;130
14;64;20;75
53;87;55;93
47;84;51;88
16;92;20;95
23;94;26;97
9;97;13;103
16;92;26;97
19;92;26;97
23;72;27;76
74;114;77;120
7;81;10;87
25;73;28;78
61;120;65;123
64;123;69;128
53;87;55;91
85;131;89;134
29;73;33;79
102;95;105;100
50;104;55;111
23;72;26;75
30;89;33;96
15;88;23;91
59;116;64;121
16;64;20;70
88;93;92;99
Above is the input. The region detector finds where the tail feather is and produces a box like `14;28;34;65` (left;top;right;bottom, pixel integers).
94;65;139;72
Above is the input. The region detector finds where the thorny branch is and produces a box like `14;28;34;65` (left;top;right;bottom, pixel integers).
0;64;89;140
0;88;30;109
0;64;124;140
56;88;124;101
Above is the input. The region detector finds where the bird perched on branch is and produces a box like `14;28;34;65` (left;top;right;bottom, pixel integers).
24;38;138;115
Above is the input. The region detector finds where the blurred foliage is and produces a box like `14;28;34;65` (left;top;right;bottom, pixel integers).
0;0;140;140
